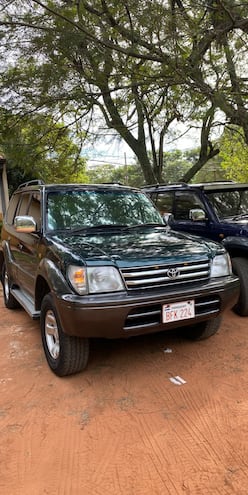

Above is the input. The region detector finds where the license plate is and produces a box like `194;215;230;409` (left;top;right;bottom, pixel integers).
162;300;195;323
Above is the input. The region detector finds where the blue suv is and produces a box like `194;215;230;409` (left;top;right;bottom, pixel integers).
143;182;248;316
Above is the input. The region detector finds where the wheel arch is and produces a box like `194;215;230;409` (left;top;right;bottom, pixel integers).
35;258;73;310
231;257;248;316
222;237;248;259
35;275;50;311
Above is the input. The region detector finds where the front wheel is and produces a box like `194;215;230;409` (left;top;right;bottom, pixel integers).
183;316;222;341
231;257;248;316
40;293;89;376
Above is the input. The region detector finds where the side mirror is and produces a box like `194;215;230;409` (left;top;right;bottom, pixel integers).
14;215;37;233
189;208;207;221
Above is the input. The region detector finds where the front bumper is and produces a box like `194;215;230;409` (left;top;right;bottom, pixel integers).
54;275;240;338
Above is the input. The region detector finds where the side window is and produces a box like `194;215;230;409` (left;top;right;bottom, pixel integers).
174;192;205;220
27;192;41;229
16;193;31;216
155;192;174;215
5;193;20;225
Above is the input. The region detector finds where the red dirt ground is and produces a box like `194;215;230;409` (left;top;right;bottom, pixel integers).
1;286;248;495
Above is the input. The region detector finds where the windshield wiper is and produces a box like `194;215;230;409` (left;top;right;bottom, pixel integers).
70;224;129;233
52;223;165;234
126;223;165;229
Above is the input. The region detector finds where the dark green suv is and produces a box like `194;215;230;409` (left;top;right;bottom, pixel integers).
0;181;239;376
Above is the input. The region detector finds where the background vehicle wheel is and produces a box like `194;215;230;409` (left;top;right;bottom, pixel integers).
183;316;222;341
40;294;89;376
2;263;20;309
231;257;248;316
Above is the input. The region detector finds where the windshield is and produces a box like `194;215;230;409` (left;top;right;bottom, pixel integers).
46;189;163;231
207;189;248;220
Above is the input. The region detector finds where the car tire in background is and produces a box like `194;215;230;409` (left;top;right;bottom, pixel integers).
183;315;222;341
231;257;248;317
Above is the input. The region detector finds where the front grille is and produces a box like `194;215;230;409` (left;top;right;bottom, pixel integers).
121;259;210;291
124;295;220;330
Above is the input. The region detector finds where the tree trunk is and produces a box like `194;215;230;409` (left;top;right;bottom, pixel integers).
181;107;219;182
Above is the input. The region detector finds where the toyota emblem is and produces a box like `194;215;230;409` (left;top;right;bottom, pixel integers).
167;267;180;279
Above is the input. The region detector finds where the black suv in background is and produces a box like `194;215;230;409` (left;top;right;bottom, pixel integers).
143;182;248;315
0;181;239;376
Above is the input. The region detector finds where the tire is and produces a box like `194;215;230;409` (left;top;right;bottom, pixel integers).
231;257;248;316
2;263;20;309
40;293;89;377
183;316;222;341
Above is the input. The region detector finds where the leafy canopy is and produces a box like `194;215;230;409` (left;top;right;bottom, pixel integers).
0;0;248;183
220;127;248;182
0;109;88;188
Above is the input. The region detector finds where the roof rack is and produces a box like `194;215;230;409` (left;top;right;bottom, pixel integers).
143;181;235;189
17;179;45;190
101;182;125;186
142;182;189;189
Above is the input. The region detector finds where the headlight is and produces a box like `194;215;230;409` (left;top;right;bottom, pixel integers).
67;265;125;295
67;266;87;295
210;253;232;278
88;266;124;293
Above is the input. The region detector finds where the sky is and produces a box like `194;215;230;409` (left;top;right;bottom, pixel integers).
83;124;202;168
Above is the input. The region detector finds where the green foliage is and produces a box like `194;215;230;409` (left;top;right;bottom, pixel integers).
161;150;191;183
220;127;248;182
87;162;145;187
193;158;227;183
0;110;88;190
86;148;227;186
1;0;248;183
160;148;226;184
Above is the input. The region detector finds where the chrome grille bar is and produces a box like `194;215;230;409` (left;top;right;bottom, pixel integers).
123;262;209;278
121;259;210;290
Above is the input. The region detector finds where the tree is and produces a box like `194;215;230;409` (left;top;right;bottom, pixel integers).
161;150;191;183
0;1;247;183
219;127;248;182
87;162;145;187
0;109;88;190
86;148;227;186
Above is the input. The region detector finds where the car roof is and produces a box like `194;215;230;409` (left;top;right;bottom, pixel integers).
143;182;248;192
15;181;141;194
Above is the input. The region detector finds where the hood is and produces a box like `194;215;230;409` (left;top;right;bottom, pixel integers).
49;226;219;267
222;217;248;233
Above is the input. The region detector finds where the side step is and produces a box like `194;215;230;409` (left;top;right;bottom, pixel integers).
11;288;40;319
